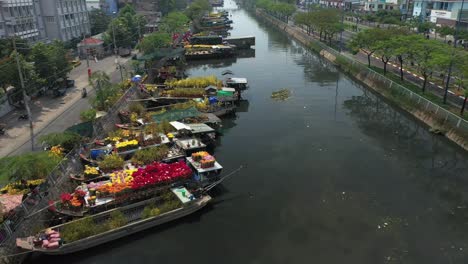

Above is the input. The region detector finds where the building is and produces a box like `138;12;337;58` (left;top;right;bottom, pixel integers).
412;0;468;28
101;0;117;15
86;0;101;10
0;0;90;42
0;0;43;41
77;37;104;59
362;0;400;12
39;0;90;42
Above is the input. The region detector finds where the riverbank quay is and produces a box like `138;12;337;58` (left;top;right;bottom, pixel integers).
256;8;468;152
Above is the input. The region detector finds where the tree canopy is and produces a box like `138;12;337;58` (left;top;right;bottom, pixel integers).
185;0;211;20
138;33;172;54
89;9;111;35
160;12;190;34
104;5;147;48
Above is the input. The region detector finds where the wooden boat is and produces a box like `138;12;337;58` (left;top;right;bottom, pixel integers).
17;189;211;255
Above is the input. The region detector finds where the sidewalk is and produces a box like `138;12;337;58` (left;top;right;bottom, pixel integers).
0;55;133;157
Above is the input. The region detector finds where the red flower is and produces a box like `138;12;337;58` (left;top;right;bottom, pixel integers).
60;193;73;203
131;161;193;190
48;200;56;212
74;190;86;198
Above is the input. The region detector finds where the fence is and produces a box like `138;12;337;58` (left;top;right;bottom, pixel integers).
257;9;468;138
0;84;139;263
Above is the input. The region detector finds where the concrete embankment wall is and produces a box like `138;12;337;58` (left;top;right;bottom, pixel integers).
256;9;468;151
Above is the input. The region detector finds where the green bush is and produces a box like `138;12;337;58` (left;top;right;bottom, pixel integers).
61;218;100;243
98;154;124;171
80;109;97;122
131;145;169;165
107;211;127;229
0;152;62;183
39;131;82;151
128;102;146;116
142;204;161;219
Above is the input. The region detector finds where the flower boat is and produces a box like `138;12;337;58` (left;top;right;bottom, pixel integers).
187;151;223;187
52;161;194;217
17;188;211;255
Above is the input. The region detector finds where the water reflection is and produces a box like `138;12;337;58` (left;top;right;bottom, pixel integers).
185;49;255;69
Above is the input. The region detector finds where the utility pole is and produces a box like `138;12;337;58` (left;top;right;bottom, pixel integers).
443;0;465;104
12;37;35;151
339;1;345;52
112;21;124;82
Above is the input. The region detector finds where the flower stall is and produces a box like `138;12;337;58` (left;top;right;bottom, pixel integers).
51;161;194;216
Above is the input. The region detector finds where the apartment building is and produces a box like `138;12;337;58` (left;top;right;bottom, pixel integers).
0;0;90;42
0;0;43;41
413;0;468;28
39;0;90;42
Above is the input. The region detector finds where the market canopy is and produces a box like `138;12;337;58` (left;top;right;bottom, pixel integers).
151;107;201;123
170;121;192;131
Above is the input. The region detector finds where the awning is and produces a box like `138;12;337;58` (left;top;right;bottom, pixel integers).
170;121;192;131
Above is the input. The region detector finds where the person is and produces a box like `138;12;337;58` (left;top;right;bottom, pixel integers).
82;88;87;98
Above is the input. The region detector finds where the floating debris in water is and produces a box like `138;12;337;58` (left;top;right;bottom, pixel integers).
271;89;291;101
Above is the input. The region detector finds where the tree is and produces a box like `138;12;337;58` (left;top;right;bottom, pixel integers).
89;9;111;35
411;38;446;92
159;0;176;15
138;33;172;54
349;28;387;67
186;0;211;20
0;38;32;96
437;25;455;42
104;5;147;49
105;18;133;49
30;40;72;89
89;71;122;111
39;131;82;152
0;152;62;181
373;28;408;75
454;52;468;115
417;22;435;36
160;12;189;34
393;34;421;81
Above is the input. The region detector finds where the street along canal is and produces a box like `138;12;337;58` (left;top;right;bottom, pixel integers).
34;1;468;264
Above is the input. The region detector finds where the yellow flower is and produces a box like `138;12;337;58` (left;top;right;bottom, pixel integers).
49;145;64;158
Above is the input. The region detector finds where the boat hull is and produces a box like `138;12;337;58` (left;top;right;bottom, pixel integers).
23;196;211;255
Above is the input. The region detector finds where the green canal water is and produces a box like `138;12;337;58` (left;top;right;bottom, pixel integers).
35;2;468;263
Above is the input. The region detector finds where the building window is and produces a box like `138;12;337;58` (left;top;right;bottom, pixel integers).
45;16;55;23
378;4;383;9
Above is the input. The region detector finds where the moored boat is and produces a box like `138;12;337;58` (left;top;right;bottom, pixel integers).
16;188;211;255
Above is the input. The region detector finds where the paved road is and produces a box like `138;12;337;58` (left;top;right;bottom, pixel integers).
1;55;133;157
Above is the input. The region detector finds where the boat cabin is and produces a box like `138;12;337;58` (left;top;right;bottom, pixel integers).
187;157;223;186
205;85;218;96
175;138;206;156
225;77;248;91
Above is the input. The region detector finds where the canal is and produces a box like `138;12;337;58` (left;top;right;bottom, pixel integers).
37;2;468;263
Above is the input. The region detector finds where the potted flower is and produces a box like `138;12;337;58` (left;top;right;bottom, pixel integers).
84;165;100;178
60;193;73;208
98;154;124;173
